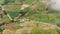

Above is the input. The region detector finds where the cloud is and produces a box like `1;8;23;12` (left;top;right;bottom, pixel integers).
50;0;60;11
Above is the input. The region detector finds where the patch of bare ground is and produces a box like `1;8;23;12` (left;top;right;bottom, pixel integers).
2;29;14;34
15;21;58;34
1;19;59;34
38;22;57;30
20;21;36;27
15;27;32;34
1;23;19;34
0;23;19;30
20;21;57;30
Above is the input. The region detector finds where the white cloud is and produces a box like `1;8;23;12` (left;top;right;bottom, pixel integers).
50;0;60;11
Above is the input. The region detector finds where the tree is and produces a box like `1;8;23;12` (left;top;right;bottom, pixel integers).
3;0;9;5
3;0;15;5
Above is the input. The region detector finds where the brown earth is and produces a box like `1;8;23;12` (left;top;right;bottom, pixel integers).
1;20;59;34
1;23;19;30
2;29;14;34
15;21;58;34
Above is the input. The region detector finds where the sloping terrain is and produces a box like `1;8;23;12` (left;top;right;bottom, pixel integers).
0;0;60;34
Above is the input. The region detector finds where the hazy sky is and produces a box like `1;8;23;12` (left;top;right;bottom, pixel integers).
51;0;60;10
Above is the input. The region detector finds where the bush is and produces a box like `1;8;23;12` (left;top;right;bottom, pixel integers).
0;28;3;34
16;25;24;29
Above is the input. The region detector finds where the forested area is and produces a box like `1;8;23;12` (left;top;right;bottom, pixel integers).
0;0;60;34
